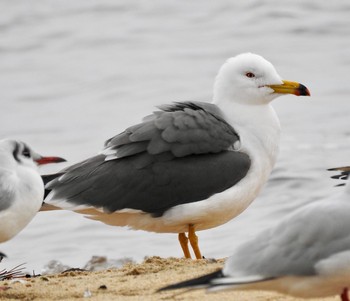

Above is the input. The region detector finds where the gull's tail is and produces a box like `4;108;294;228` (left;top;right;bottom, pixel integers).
158;269;224;292
158;269;272;292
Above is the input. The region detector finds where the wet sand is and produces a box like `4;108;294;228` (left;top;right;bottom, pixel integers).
0;257;340;301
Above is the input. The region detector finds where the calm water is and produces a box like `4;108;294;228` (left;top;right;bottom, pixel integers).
1;0;350;272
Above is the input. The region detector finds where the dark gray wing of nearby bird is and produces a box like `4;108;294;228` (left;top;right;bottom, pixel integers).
44;101;251;216
222;201;350;278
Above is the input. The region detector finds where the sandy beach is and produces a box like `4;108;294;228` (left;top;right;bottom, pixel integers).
0;257;340;301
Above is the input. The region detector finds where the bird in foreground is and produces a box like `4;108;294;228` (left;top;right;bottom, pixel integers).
42;53;310;259
159;167;350;301
0;139;65;246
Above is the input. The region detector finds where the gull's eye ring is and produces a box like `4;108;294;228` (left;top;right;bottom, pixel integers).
245;72;255;78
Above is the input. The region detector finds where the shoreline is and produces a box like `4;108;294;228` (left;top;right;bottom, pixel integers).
0;257;340;301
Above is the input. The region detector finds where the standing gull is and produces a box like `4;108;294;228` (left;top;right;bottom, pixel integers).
42;53;310;259
160;167;350;301
0;140;65;252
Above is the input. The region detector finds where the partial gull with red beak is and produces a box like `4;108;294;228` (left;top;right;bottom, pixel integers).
42;53;310;259
0;139;65;246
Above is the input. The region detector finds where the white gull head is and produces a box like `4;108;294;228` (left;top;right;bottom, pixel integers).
213;53;309;105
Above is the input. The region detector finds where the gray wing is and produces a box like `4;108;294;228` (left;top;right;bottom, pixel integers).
224;200;350;277
45;101;251;216
103;101;239;158
0;172;15;211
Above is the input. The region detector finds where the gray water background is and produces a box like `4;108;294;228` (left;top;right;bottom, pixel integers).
0;0;349;272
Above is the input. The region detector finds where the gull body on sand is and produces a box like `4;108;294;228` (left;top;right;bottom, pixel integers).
42;53;310;259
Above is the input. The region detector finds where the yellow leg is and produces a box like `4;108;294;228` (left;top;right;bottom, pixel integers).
188;224;202;259
178;232;192;259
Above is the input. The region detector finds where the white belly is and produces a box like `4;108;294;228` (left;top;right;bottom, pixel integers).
0;169;43;243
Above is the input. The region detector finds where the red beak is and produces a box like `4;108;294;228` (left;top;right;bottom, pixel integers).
35;156;66;165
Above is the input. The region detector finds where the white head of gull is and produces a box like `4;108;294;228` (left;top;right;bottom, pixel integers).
160;166;350;301
42;53;310;259
0;140;65;250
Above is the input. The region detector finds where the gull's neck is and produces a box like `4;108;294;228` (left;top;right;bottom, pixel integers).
213;98;281;169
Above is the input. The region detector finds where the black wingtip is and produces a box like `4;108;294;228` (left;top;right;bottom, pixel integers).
0;251;7;262
41;173;65;185
41;173;65;199
328;166;350;172
328;167;350;179
328;166;350;186
157;269;224;292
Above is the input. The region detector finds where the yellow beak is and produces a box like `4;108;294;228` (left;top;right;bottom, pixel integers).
268;80;310;96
